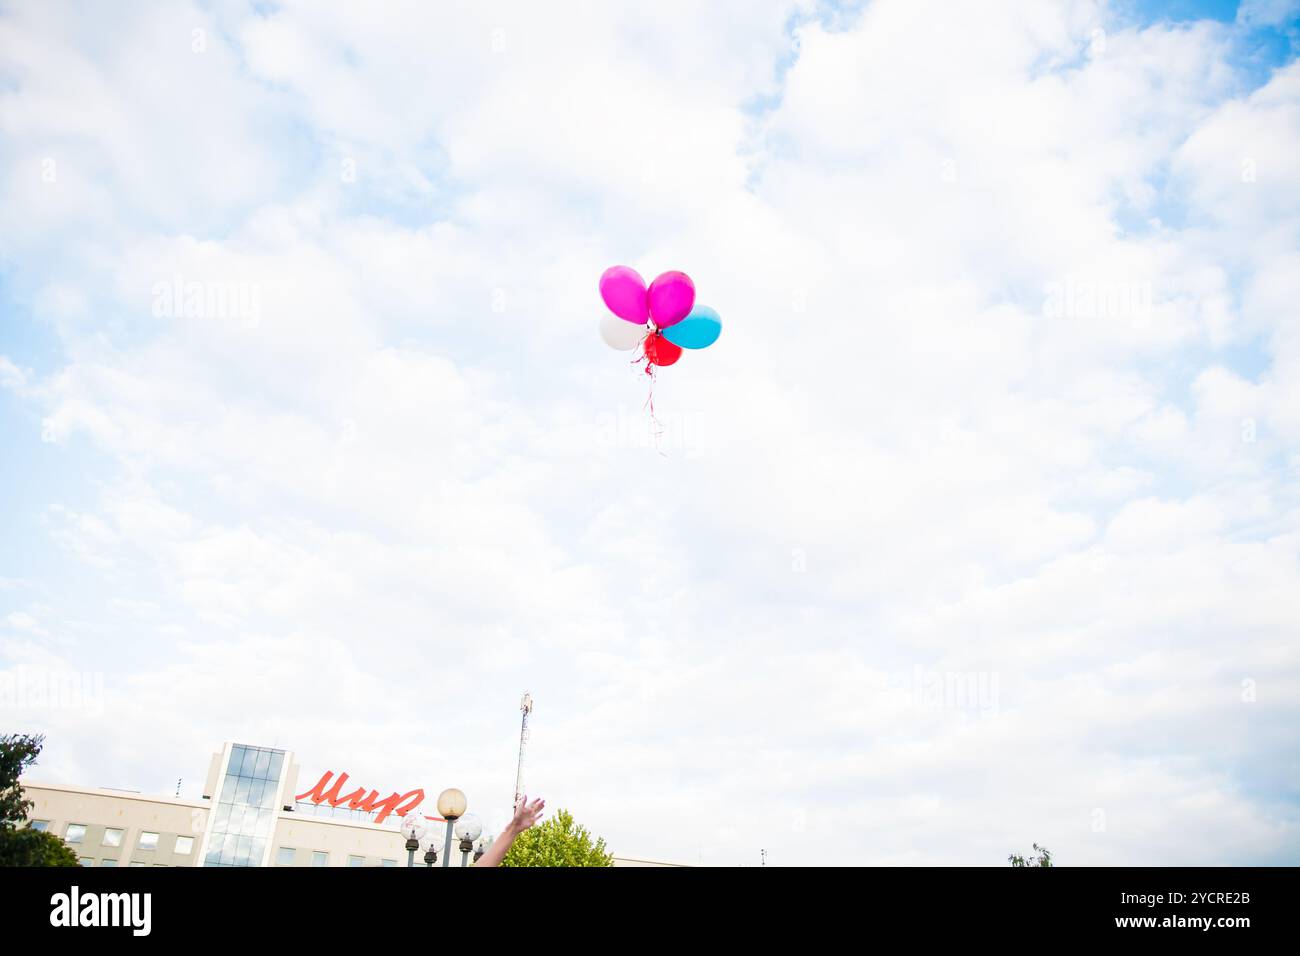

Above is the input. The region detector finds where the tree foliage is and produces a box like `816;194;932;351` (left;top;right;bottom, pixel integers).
0;827;80;867
1;733;42;827
500;809;614;867
1008;842;1053;867
0;732;79;866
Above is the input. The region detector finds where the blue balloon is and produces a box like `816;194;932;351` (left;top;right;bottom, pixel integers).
662;304;722;349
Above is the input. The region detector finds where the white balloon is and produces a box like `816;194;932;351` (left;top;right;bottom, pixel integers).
599;312;646;351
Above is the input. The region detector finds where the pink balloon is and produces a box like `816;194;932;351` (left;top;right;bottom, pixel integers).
647;271;695;328
599;265;649;324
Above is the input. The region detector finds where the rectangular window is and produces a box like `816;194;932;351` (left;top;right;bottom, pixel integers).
102;828;124;847
101;859;118;867
311;851;328;867
130;862;147;867
347;855;364;867
276;846;296;866
29;820;49;832
78;857;93;866
381;859;397;867
174;836;194;855
138;831;159;851
65;824;87;844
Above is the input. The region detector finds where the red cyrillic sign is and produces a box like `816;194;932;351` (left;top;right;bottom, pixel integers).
295;770;441;825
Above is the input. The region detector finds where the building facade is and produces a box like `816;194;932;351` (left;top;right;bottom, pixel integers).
21;741;684;867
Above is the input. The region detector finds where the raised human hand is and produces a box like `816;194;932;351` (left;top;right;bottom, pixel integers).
511;795;545;833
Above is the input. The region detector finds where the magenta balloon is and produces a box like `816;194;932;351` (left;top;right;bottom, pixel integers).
647;271;695;328
599;265;649;324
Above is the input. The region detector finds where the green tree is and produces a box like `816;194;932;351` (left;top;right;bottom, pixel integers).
0;733;79;867
1;733;42;826
0;827;80;867
500;809;614;867
1008;842;1053;867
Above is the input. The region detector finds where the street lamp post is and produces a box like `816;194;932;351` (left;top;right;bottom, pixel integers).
454;813;483;867
436;788;467;869
422;828;440;867
400;814;426;868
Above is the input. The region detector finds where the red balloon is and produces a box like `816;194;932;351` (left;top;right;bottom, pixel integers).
644;334;682;367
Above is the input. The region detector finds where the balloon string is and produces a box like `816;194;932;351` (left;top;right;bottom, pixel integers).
632;340;667;456
645;365;666;455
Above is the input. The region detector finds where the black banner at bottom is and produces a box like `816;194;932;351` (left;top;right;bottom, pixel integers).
0;865;1287;943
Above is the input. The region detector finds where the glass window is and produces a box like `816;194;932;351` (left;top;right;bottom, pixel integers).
347;855;364;867
130;862;147;867
174;836;194;855
239;747;258;777
254;749;272;780
65;823;87;844
29;820;49;832
276;846;295;866
78;857;93;866
138;831;159;851
311;851;328;867
218;785;236;808
381;859;397;867
101;859;118;867
267;751;284;782
102;827;124;847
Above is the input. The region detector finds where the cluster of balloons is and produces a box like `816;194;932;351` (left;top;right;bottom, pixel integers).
598;265;722;368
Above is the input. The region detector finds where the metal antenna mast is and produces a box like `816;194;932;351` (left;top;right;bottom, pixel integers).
514;692;534;810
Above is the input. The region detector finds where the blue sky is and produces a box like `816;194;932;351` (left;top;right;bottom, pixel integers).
2;0;1299;864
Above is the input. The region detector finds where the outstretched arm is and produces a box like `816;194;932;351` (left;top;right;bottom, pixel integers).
473;796;545;867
